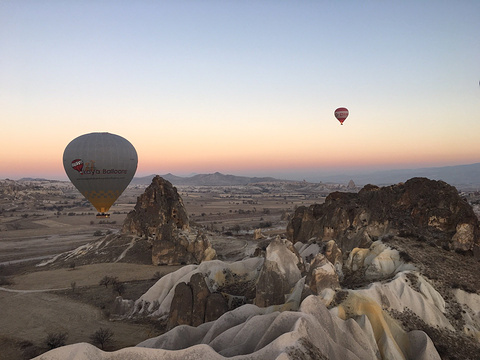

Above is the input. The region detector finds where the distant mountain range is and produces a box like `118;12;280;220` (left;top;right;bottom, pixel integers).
18;177;52;182
10;163;480;189
132;163;480;189
319;162;480;188
132;172;280;186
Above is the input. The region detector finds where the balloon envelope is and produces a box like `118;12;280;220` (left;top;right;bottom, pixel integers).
63;132;138;215
334;107;349;125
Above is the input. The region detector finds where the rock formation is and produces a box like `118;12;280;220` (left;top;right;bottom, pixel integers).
37;234;480;360
287;177;480;256
128;258;264;321
123;175;216;265
35;177;480;360
254;237;303;307
347;179;356;189
305;253;340;295
151;225;216;266
166;273;229;330
122;175;189;237
253;228;265;240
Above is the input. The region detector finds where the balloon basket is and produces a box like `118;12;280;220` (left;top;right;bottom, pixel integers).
96;213;111;218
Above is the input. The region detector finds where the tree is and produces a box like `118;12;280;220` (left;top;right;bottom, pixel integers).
99;276;110;288
99;275;118;288
45;331;68;349
89;328;114;350
113;281;126;296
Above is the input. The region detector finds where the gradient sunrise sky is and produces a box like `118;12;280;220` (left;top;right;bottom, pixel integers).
1;1;479;181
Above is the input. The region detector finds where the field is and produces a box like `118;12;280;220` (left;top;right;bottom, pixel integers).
0;179;330;359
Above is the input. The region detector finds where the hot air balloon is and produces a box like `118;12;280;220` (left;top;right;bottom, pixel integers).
334;107;349;125
63;132;138;217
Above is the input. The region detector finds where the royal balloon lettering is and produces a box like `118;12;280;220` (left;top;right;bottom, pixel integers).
71;159;128;176
103;169;128;174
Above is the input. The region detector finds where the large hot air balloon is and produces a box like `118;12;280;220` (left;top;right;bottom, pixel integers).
334;107;349;125
63;132;138;217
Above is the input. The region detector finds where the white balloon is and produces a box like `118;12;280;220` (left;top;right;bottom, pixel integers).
63;132;138;215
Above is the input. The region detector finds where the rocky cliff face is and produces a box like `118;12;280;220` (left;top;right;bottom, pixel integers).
122;175;189;237
287;177;480;257
122;175;215;266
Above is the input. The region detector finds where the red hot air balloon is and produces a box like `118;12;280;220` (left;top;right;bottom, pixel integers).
334;107;349;125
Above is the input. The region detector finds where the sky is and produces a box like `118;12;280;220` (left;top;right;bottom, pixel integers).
1;0;480;182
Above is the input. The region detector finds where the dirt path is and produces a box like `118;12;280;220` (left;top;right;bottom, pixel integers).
0;287;68;293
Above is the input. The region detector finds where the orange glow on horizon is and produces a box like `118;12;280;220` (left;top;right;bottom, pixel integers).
2;152;480;181
2;120;480;180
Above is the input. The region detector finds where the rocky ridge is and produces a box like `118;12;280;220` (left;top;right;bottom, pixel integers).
36;178;480;360
287;177;480;256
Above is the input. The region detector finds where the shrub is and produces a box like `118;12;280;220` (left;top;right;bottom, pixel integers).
113;282;126;296
89;328;114;350
399;251;413;263
259;221;272;228
0;276;13;286
99;276;118;288
45;331;68;349
99;276;109;287
19;340;40;359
